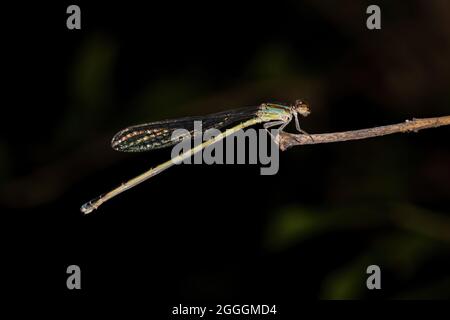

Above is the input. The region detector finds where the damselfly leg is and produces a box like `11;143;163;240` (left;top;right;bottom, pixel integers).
263;120;287;144
294;112;314;142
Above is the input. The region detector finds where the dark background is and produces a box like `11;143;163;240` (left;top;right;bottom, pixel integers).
2;0;450;309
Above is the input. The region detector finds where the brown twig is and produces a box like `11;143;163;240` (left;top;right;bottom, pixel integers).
279;116;450;151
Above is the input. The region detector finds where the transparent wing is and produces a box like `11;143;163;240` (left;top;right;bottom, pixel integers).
111;106;260;152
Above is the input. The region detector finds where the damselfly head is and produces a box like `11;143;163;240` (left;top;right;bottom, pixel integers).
293;100;310;117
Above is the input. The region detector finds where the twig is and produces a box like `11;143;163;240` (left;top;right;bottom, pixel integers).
279;116;450;151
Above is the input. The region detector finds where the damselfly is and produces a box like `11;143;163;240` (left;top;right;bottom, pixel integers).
81;100;311;214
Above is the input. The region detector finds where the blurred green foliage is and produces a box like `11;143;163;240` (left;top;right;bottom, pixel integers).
266;202;450;299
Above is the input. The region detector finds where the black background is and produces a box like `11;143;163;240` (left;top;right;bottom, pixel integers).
2;0;450;313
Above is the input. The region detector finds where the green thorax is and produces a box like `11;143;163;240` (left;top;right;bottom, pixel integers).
257;103;292;122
